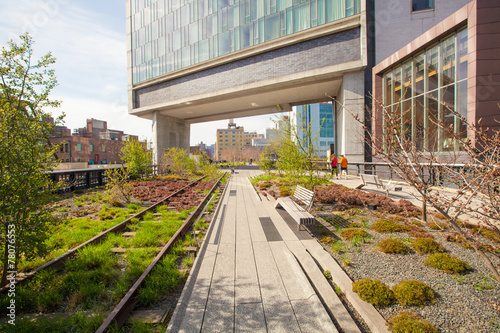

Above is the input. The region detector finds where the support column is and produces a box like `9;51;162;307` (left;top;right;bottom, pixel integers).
337;71;365;163
152;112;190;165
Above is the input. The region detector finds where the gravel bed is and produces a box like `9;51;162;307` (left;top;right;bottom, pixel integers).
310;211;500;333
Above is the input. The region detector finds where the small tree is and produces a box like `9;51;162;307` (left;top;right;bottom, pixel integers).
162;147;196;175
348;94;500;281
105;167;133;204
121;138;151;179
0;34;62;286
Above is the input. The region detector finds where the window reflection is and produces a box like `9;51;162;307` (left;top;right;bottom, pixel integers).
382;29;468;152
131;0;360;83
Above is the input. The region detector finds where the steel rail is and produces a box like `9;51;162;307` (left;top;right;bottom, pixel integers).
0;176;206;293
96;172;227;332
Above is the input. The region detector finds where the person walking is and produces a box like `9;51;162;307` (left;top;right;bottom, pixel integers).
330;154;338;179
339;155;348;179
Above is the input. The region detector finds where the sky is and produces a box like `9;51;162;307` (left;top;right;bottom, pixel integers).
0;0;276;146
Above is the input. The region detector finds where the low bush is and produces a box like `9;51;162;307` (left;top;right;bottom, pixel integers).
386;311;438;333
278;186;292;197
341;228;371;241
352;278;395;307
377;239;411;254
331;240;347;253
424;253;471;274
258;181;272;189
392;280;436;306
412;238;445;254
372;219;409;233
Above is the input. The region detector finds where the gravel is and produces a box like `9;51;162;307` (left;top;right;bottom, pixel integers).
310;212;500;333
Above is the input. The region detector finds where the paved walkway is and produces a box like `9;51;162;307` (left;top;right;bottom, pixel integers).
167;170;388;333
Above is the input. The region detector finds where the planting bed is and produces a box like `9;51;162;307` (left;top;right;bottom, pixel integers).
252;176;500;332
0;176;223;332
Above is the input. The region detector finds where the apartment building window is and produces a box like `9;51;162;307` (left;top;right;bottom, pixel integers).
90;144;94;152
102;144;106;152
412;0;434;12
77;143;82;152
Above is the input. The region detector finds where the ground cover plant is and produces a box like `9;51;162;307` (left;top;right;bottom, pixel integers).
377;238;411;254
305;189;500;332
386;311;438;333
392;280;436;306
424;253;471;274
352;278;395;307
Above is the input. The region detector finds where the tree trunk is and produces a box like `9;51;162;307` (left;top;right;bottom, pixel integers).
422;199;427;222
1;237;9;287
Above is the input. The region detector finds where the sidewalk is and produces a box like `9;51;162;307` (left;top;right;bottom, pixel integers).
166;170;388;333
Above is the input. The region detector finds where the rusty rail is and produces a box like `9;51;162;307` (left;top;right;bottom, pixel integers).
0;176;206;293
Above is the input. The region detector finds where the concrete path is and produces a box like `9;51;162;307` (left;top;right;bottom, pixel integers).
166;170;388;333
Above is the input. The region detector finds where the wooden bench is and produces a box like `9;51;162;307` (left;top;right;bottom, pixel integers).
275;185;316;230
358;174;402;197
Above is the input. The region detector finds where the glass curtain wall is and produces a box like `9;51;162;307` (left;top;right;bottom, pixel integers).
131;0;360;84
382;28;468;152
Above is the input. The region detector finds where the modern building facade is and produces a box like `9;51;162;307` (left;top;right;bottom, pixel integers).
127;0;500;164
372;1;500;155
293;102;335;158
127;0;368;164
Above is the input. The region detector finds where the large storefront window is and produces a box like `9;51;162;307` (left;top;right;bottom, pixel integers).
130;0;360;84
382;28;468;152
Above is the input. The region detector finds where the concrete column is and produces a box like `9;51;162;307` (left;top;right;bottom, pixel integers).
152;112;190;165
337;71;365;163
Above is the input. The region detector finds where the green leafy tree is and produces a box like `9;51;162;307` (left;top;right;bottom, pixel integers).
105;167;133;204
120;138;151;178
162;147;196;175
0;34;62;286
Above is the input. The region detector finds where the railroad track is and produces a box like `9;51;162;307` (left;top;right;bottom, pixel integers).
0;173;228;332
96;174;229;331
0;175;210;294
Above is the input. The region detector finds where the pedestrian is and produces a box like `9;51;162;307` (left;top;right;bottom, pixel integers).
339;155;348;179
330;154;338;179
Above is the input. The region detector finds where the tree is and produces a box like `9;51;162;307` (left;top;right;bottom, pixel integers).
348;94;500;281
0;34;62;286
105;167;133;204
120;138;151;178
162;147;196;175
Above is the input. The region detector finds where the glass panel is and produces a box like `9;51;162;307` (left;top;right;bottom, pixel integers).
441;85;455;151
278;0;292;11
426;45;439;92
426;92;439;152
385;73;392;106
441;35;455;86
293;3;310;33
402;61;412;100
393;67;402;104
414;52;425;96
415;96;424;151
240;23;252;48
189;21;199;43
326;0;345;22
286;7;293;34
317;0;325;25
412;0;434;11
456;80;468;145
199;39;209;62
457;28;468;81
265;12;280;41
219;30;230;55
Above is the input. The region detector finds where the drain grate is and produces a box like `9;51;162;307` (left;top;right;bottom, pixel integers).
229;190;237;196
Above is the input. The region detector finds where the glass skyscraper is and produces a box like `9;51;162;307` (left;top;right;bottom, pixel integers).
130;0;359;84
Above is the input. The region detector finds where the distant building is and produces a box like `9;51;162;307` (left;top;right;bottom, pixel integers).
215;119;259;161
50;136;124;165
48;118;140;165
292;103;335;158
45;117;71;137
190;141;212;158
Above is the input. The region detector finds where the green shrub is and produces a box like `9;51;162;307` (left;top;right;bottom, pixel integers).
278;186;292;197
377;239;411;254
424;253;471;274
386;311;438;333
258;181;272;189
372;219;409;233
341;228;372;241
331;240;347;253
392;280;436;306
412;238;445;254
352;278;395;307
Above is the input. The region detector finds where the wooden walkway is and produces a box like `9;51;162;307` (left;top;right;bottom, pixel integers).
166;170;388;333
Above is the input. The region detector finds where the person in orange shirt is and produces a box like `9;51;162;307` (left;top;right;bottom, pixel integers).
339;155;348;179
